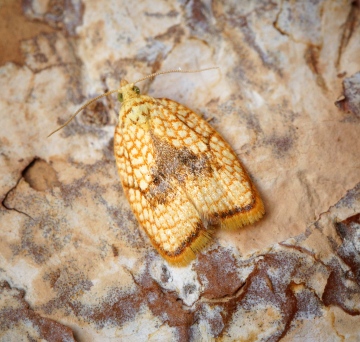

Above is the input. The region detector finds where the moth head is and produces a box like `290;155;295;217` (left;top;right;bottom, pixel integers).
118;79;140;103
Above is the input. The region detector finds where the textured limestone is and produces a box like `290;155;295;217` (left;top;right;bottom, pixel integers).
0;0;359;340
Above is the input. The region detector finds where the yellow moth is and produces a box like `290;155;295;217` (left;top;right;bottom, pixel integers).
49;68;265;265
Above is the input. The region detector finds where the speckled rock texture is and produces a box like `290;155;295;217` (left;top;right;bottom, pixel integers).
0;0;359;341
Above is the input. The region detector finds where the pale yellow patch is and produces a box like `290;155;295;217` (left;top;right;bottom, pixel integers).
147;153;154;164
132;157;144;166
139;179;147;190
134;169;142;179
139;165;148;175
171;139;181;148
197;141;207;152
178;130;188;138
184;137;195;145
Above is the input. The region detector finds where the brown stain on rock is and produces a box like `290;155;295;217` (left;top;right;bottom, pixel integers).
322;267;360;315
26;208;360;340
0;0;55;66
81;288;142;329
192;251;302;340
111;244;119;257
40;262;194;340
137;266;194;341
336;1;360;67
194;248;242;299
322;214;360;315
305;45;327;90
0;0;84;67
154;24;185;45
0;281;76;341
23;158;60;191
22;0;85;36
235;255;297;340
81;101;111;127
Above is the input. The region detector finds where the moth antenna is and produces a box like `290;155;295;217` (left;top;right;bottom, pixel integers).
133;66;220;85
47;89;119;137
48;66;219;137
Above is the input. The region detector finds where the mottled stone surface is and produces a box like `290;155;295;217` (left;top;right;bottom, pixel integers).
0;281;75;341
0;0;359;341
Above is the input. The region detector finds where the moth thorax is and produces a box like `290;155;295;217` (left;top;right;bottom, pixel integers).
120;83;140;103
120;100;150;129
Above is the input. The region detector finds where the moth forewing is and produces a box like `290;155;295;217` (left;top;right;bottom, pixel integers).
113;81;264;265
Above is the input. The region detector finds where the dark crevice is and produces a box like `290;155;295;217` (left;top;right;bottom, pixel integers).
1;157;39;220
21;157;39;179
273;0;286;36
2;198;34;220
336;1;360;68
198;277;248;305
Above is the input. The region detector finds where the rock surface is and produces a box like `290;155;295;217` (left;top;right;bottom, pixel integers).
0;0;359;341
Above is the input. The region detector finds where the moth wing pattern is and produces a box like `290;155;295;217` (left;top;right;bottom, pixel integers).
157;99;264;230
114;96;211;265
114;84;264;265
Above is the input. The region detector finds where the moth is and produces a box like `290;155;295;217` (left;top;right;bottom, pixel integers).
49;68;265;265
